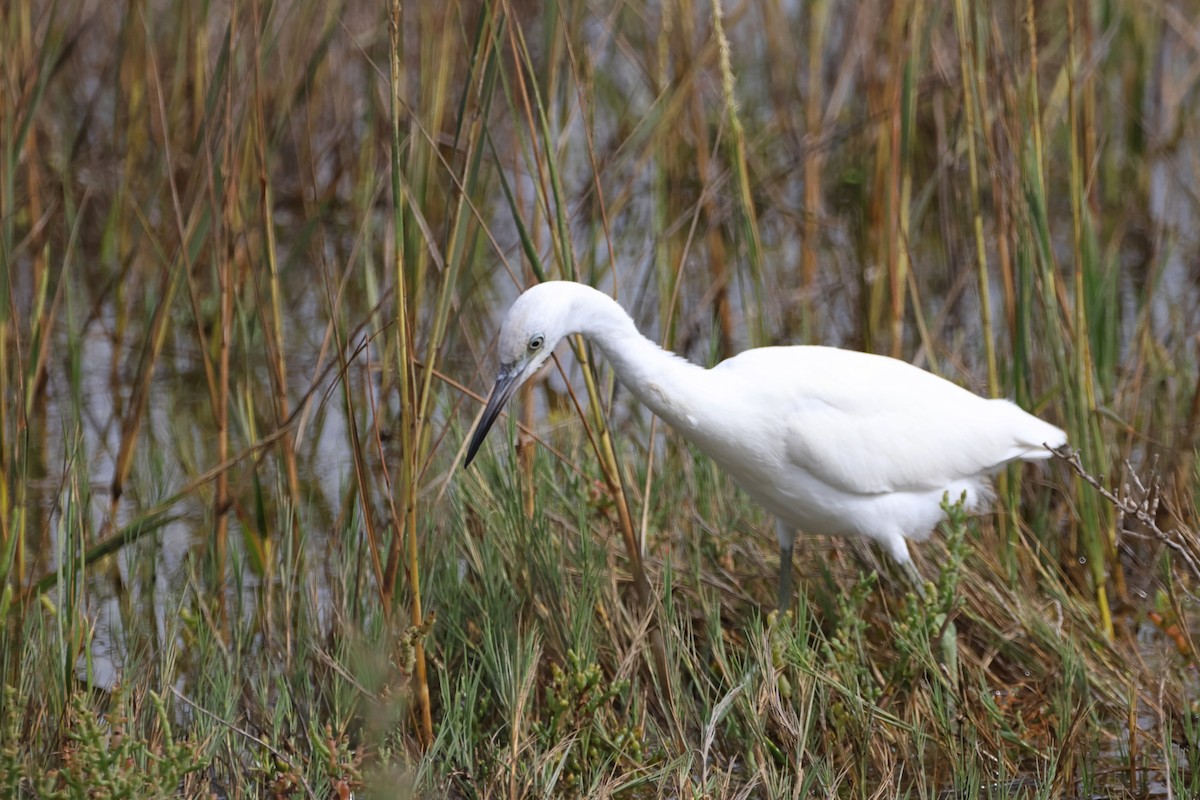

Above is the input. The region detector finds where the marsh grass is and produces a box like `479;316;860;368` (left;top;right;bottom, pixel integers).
2;0;1199;797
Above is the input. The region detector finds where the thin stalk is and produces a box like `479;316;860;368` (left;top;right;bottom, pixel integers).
1023;0;1048;212
800;0;829;342
251;0;301;549
981;17;1018;347
388;0;433;746
954;0;1012;576
208;0;242;637
953;0;997;397
678;0;732;358
714;0;765;349
212;251;231;629
0;3;31;598
889;0;915;360
1065;0;1117;634
508;12;575;280
331;311;386;612
864;27;894;353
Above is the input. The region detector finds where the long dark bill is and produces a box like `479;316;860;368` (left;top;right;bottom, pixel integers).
464;369;521;467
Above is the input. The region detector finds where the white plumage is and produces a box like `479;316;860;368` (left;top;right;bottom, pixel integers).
465;281;1067;608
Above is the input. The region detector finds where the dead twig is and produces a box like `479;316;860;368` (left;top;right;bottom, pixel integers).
1053;446;1200;584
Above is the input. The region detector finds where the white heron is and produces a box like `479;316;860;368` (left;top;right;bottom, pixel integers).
464;281;1066;609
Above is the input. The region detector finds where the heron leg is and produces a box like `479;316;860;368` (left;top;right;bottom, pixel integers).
776;520;795;612
882;534;927;599
901;559;927;600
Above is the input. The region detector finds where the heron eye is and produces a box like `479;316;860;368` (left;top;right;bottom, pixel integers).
529;334;544;351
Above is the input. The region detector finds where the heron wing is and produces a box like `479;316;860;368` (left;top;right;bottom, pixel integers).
782;399;1009;494
718;347;1055;495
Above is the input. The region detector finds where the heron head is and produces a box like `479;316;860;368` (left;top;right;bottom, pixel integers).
464;284;572;466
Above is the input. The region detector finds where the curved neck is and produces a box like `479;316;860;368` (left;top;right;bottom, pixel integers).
564;284;710;431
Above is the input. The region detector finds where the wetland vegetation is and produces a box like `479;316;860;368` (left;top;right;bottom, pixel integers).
2;0;1199;796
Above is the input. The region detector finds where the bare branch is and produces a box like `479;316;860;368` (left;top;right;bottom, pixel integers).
1053;446;1200;583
